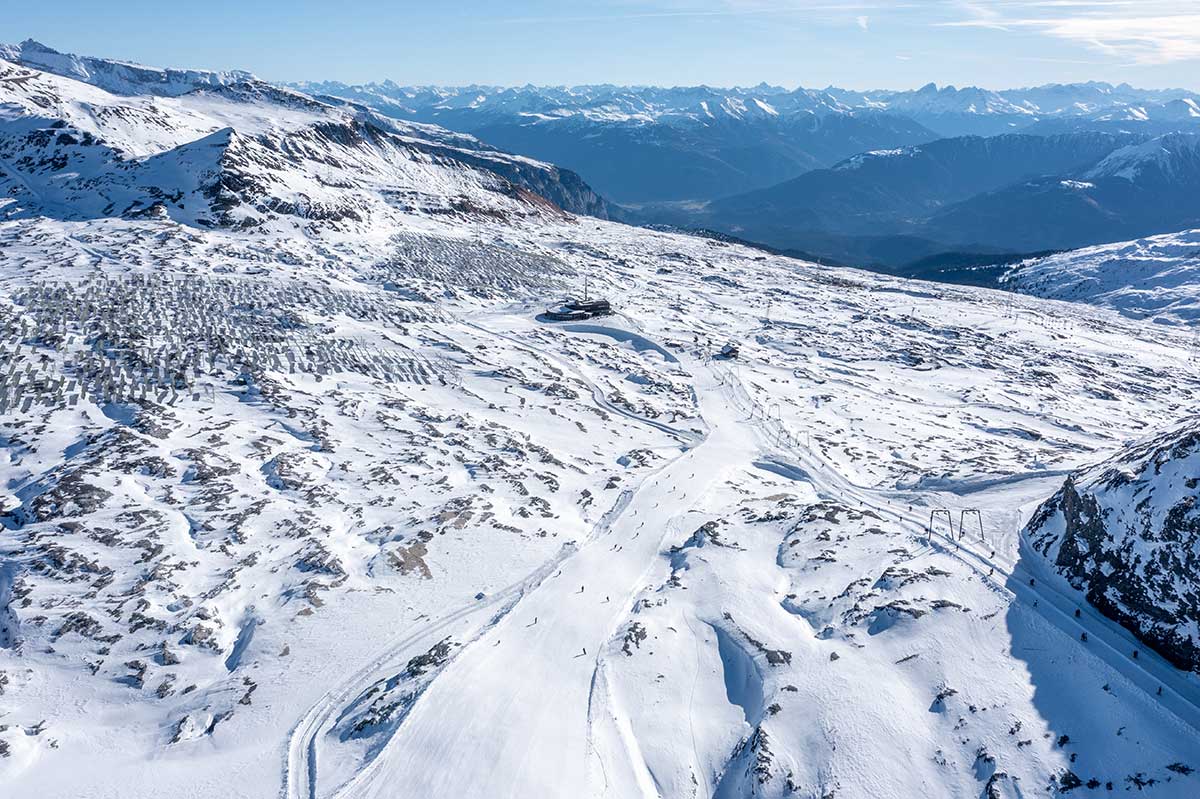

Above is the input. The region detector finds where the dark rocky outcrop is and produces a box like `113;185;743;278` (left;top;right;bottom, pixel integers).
1025;420;1200;672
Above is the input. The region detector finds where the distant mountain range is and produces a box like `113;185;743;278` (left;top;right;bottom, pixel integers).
5;38;1200;318
290;81;938;203
665;131;1200;267
284;72;1200;263
692;132;1140;259
0;46;612;230
290;76;1200;204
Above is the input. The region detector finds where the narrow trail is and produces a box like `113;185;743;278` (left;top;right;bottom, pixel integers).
282;314;705;799
283;545;575;799
334;379;747;798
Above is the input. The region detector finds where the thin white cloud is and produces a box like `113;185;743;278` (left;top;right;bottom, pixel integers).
491;1;927;26
941;1;1200;64
490;0;1200;65
1034;14;1200;64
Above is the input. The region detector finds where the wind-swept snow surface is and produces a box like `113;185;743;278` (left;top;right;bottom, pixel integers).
1006;229;1200;326
1;46;1200;799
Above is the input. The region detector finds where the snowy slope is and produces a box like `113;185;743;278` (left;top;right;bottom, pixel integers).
0;39;253;96
5;209;1200;798
1026;420;1200;672
1;48;1200;799
1004;229;1200;326
0;58;612;224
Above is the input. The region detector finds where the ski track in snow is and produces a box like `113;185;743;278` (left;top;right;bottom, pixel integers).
321;358;740;799
5;48;1200;799
285;319;1200;797
284;318;704;799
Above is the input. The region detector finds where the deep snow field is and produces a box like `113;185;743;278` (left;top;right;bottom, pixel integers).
2;48;1200;799
2;207;1199;799
1007;229;1200;328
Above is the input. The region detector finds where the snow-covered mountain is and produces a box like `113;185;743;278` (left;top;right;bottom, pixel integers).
655;130;1200;271
1026;420;1200;672
2;42;1200;799
862;81;1200;137
0;39;253;97
0;57;613;225
1003;229;1200;326
922;133;1200;254
296;82;871;128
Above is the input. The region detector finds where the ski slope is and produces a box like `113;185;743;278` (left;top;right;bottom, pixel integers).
281;291;1200;798
3;45;1200;799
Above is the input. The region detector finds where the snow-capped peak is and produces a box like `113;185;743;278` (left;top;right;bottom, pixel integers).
0;38;256;97
1085;133;1200;181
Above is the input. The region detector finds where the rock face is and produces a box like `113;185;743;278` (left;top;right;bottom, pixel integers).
1025;420;1200;672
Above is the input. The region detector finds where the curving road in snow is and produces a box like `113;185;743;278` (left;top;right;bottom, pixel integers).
283;543;577;799
327;364;754;798
283;316;718;799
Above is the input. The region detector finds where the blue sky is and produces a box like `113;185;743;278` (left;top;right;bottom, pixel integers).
5;1;1200;89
